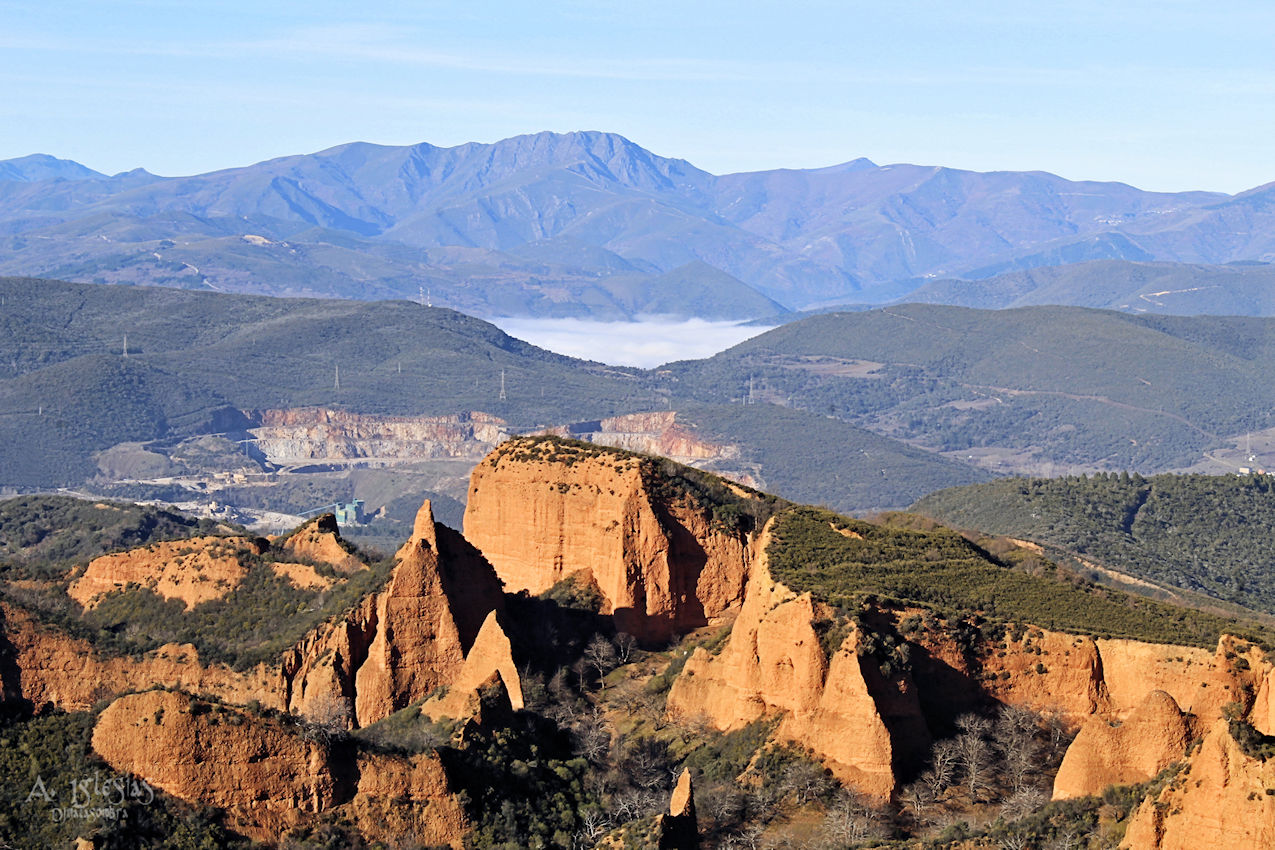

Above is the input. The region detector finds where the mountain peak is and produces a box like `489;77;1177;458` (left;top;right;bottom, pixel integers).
0;154;105;183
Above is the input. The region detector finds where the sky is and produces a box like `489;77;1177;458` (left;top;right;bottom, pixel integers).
2;1;1274;193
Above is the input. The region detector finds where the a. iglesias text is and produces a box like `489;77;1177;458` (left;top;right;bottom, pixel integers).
26;772;155;822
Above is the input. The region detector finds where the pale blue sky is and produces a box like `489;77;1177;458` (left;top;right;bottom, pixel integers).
2;1;1273;192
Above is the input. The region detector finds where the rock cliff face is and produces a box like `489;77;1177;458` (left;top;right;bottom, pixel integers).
1121;720;1275;850
68;518;365;610
464;437;764;641
656;768;700;850
91;690;466;847
248;408;508;465
280;513;365;572
665;529;1273;804
5;499;502;732
1;602;280;713
667;550;908;799
1052;690;1191;799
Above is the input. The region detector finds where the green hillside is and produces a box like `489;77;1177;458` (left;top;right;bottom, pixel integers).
768;505;1273;650
0;495;225;579
671;304;1275;472
675;402;989;513
0;277;657;487
913;472;1275;617
0;278;989;516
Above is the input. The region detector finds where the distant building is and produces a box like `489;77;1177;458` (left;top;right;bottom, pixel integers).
334;499;364;526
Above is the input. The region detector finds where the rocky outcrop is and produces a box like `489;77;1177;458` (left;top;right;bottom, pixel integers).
464;437;764;642
1121;720;1275;850
280;513;365;573
667;551;910;799
248;408;508;465
1052;690;1191;799
655;768;699;850
283;500;503;728
5;498;503;731
978;630;1108;719
1;602;280;713
91;690;466;847
944;629;1271;730
1251;669;1275;736
68;536;250;609
1095;636;1271;726
424;611;523;721
68;519;365;610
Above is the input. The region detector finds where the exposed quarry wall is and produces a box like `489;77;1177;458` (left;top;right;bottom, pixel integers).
247;408;508;464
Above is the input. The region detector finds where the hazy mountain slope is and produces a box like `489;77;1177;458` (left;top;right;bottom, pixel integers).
0;153;105;183
5;132;1275;316
901;259;1275;315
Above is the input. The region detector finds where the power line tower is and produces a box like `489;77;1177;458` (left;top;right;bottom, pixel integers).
334;363;341;391
499;369;507;402
122;333;129;358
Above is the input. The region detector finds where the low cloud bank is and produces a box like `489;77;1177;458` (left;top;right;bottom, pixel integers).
491;317;777;368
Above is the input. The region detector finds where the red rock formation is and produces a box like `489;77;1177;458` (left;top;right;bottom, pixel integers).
1052;690;1190;799
350;500;503;726
1;602;280;712
280;513;366;573
464;437;761;642
667;551;907;799
425;610;524;721
4;498;503;732
91;690;466;847
68;519;365;610
68;536;249;609
1251;669;1275;736
656;768;699;850
978;630;1108;720
1122;720;1275;850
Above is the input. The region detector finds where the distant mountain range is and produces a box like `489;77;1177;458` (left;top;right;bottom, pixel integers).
2;132;1274;318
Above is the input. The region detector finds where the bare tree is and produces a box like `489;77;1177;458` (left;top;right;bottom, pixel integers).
820;789;886;845
1002;786;1048;821
899;778;936;823
1000;833;1032;850
778;760;834;805
584;634;619;688
927;738;961;795
954;713;993;800
995;705;1042;793
614;632;638;664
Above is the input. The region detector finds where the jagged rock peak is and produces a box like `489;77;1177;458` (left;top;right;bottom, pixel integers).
425;610;524;721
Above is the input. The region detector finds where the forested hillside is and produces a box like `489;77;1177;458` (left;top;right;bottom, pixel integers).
914;472;1275;616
